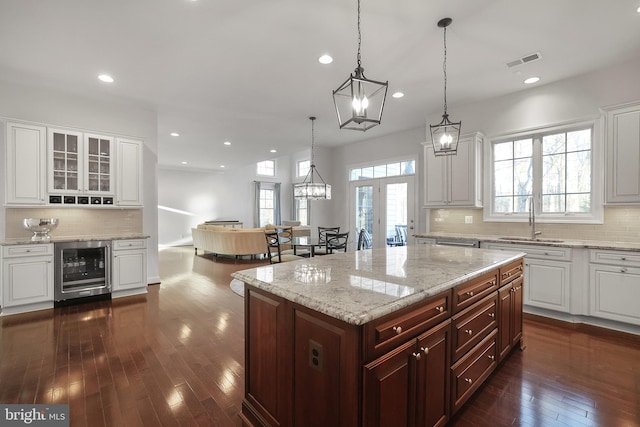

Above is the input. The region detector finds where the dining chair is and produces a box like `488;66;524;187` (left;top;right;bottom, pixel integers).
395;225;408;246
357;229;372;250
317;226;340;244
264;230;303;263
319;231;349;255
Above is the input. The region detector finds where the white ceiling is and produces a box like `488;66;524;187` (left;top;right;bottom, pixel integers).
2;0;640;171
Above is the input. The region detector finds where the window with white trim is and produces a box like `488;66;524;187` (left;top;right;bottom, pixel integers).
487;122;602;223
295;198;309;226
259;187;275;226
350;160;415;181
257;160;275;176
297;160;310;178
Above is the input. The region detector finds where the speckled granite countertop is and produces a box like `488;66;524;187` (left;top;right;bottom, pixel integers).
414;232;640;252
0;234;149;245
232;245;525;326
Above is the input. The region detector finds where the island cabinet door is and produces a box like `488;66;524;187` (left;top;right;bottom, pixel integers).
363;339;417;427
415;320;451;427
363;320;451;427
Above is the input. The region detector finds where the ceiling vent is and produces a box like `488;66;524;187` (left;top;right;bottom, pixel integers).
506;52;542;68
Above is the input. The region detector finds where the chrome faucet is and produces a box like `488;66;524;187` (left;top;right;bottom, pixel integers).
529;196;542;240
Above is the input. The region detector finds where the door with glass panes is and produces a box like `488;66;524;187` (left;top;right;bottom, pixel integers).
351;176;415;249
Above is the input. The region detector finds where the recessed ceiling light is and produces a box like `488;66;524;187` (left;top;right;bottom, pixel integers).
223;141;231;146
392;92;404;98
318;54;333;64
270;149;277;153
637;6;640;13
220;165;225;168
524;77;540;84
98;74;114;83
181;161;187;165
170;132;180;137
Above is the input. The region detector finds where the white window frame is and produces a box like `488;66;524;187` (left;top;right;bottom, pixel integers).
294;198;309;226
257;160;275;177
259;184;275;226
297;160;311;178
483;119;604;224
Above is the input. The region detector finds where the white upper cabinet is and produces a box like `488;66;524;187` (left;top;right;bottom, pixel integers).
604;102;640;204
5;122;47;205
423;132;483;208
48;128;114;196
116;137;143;206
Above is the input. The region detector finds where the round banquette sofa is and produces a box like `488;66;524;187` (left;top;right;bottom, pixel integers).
191;223;310;257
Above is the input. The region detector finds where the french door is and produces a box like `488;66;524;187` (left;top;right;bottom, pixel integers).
350;176;416;249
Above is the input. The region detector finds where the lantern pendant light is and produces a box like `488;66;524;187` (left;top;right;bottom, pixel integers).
333;0;388;132
293;117;332;200
430;17;462;156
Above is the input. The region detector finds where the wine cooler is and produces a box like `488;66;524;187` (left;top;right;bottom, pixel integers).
54;240;111;302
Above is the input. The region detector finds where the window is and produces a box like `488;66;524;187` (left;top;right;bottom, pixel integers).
295;198;309;226
350;160;415;181
259;187;275;226
257;160;275;176
297;160;310;178
487;122;602;223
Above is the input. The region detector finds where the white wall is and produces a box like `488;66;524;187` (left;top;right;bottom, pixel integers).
158;153;294;246
0;79;160;283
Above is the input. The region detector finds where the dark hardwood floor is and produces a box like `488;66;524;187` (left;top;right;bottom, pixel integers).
1;246;638;426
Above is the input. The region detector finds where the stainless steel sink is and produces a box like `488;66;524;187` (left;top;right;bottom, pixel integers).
498;237;564;243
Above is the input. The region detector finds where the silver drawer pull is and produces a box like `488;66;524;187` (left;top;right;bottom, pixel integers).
621;268;628;273
421;347;429;355
465;329;473;336
488;313;495;318
436;306;444;313
488;355;495;361
466;291;474;297
412;352;421;361
464;378;473;384
392;326;402;335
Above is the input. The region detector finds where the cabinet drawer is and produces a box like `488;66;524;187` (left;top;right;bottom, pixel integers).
450;329;498;414
364;291;451;361
484;243;572;261
112;239;147;250
452;271;498;314
590;249;640;268
2;244;53;258
499;259;523;286
451;293;497;362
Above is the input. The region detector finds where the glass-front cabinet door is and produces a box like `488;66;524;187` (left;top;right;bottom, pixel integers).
84;134;114;194
48;128;82;193
47;129;114;195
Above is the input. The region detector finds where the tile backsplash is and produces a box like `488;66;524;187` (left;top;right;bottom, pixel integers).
6;208;143;239
429;206;640;243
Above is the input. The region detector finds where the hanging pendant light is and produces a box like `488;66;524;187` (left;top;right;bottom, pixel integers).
294;117;332;200
430;17;462;156
333;0;388;132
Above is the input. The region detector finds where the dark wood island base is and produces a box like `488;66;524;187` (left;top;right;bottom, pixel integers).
239;257;525;427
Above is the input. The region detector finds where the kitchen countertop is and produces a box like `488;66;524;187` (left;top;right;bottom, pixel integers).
0;234;150;245
414;232;640;252
232;245;525;326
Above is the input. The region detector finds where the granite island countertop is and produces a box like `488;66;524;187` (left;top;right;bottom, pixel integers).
232;245;525;326
0;234;150;246
414;232;640;252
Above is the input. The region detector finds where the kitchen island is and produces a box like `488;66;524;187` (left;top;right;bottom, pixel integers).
232;244;526;427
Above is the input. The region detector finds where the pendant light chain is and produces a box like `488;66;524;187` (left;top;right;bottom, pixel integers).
356;0;362;67
442;24;448;115
310;116;316;167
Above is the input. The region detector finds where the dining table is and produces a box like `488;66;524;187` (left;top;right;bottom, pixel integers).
291;236;322;257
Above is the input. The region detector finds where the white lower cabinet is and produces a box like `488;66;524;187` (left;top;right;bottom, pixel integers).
482;243;572;313
112;239;147;294
2;244;54;313
589;250;640;325
525;259;571;312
